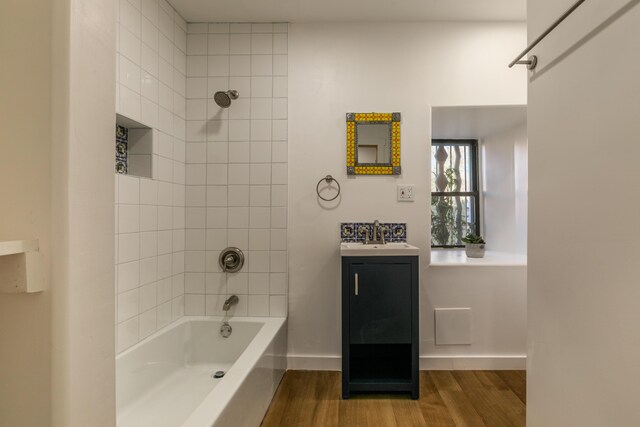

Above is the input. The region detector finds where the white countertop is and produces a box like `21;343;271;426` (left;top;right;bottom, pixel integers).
429;249;527;267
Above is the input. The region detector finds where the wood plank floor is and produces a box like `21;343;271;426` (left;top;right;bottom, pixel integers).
261;370;525;427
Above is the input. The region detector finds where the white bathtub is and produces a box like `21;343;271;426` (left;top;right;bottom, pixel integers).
116;316;287;427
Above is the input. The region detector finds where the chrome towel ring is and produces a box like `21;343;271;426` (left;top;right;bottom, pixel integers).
316;175;341;202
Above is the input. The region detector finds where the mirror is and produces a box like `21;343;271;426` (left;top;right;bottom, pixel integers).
346;112;401;175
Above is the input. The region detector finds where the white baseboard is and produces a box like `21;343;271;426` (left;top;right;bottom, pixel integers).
287;354;526;371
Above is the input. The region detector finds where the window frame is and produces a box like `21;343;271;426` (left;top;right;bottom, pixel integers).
431;139;481;248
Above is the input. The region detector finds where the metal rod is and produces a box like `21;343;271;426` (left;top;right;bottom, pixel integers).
509;0;588;68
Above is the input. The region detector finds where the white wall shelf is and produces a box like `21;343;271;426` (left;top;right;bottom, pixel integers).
0;239;44;293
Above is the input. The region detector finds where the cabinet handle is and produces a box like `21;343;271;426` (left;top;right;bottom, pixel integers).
355;273;359;296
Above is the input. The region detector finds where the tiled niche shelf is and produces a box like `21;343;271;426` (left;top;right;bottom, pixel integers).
116;114;153;179
0;240;44;293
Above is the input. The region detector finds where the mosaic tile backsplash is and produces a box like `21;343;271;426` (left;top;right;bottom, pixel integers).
340;222;407;243
115;125;128;174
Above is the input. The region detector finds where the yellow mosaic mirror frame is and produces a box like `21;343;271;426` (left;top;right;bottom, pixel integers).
346;112;401;175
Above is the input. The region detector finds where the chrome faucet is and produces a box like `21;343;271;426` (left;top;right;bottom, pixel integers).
369;220;386;245
223;295;239;311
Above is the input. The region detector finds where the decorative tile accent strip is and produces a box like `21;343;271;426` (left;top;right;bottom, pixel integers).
115;125;128;174
340;222;407;243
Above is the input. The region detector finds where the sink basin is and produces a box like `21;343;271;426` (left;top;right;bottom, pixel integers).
340;242;420;257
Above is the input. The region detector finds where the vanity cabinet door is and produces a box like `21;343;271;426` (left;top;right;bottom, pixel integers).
348;262;412;344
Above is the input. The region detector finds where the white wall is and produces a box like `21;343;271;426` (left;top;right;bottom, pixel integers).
288;22;527;367
115;0;188;353
527;0;640;425
183;23;288;318
0;0;53;423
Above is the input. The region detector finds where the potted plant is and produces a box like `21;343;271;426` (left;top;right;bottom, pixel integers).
461;233;486;258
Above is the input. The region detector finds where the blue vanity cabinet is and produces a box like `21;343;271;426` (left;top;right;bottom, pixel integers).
341;255;419;399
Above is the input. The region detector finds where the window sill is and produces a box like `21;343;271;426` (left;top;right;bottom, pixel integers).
429;249;527;267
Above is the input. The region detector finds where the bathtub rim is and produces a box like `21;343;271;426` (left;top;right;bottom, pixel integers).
116;315;287;427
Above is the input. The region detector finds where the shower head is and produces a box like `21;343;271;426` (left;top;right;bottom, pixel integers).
213;90;239;108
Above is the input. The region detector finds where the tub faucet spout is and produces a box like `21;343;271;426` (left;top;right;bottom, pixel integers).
223;295;239;311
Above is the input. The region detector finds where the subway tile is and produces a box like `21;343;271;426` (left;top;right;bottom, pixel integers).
119;54;141;93
141;43;159;76
209;23;230;34
273;33;288;54
157;300;172;328
139;206;158;232
229;55;250;77
271;184;287;207
186;141;207;163
250;164;271;185
227;229;248;249
271;163;288;184
186;207;206;228
230;23;251;34
141;18;159;51
272;98;287;119
185;272;205;293
248;295;270;316
157;253;173;279
251;33;272;54
118;233;140;263
249;185;270;207
271;142;287;165
250;99;272;120
251;55;272;76
249;251;269;273
141;0;159;26
228;163;250;185
139;282;157;312
227;272;248;295
140;98;158;128
249;229;270;250
270;295;287;317
208;34;230;55
117;316;139;352
137;233;157;263
159;33;173;63
140;256;158;285
227;184;249;207
206;207;228;229
227;207;249;228
249;207;270;228
141;73;158;102
118;260;140;293
139;307;157;339
273;76;287;98
206;163;228;185
273;55;287;76
250;141;271;163
270;273;287;295
119;85;141;122
251;23;273;33
118;288;139;322
120;25;141;64
206;229;228;250
119;205;139;234
185;294;205;315
187;34;207;55
158;8;173;41
120;0;141;38
207;56;230;77
186;56;207;77
249;273;269;294
206;141;228;163
228;141;251;163
270;229;287;250
158;83;173;110
187;23;208;34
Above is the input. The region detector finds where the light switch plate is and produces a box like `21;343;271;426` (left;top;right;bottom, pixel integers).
435;308;471;345
397;184;415;202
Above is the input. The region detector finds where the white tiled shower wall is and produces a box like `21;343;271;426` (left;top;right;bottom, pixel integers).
183;22;288;318
115;0;187;353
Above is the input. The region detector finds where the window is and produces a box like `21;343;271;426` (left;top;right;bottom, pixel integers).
431;139;480;247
